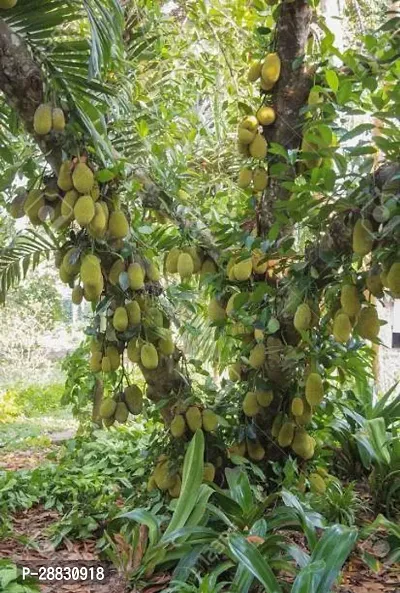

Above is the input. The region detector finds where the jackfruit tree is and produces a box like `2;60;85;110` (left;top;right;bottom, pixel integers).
0;0;399;493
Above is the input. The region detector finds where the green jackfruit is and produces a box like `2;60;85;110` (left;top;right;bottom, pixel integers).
90;351;102;373
127;339;140;363
52;107;65;132
252;249;268;274
115;402;129;423
91;181;100;201
256;390;273;407
333;312;352;343
202;409;218;432
305;373;324;406
294;303;312;332
243;392;261;417
229;361;241;382
340;284;360;317
59;264;72;284
297;401;313;426
233;258;252;281
249;343;266;369
240;115;258;131
106;345;120;371
58;161;73;191
166;247;181;273
203;463;215;482
108;259;125;285
208;298;227;322
154;461;175;491
101;356;111;372
309;472;326;494
100;399;117;419
253;167;268;191
250;133;268;159
141;343;159;369
80;254;101;285
109;210;129;239
278;422;295;447
88;202;107;237
248;60;262;82
387;262;400;297
352;219;373;256
366;272;384;297
83;278;103;302
177;252;194;280
71;285;83;305
169;475;182;498
261;52;281;85
229;442;247;457
147;476;157;492
238;127;256;144
292;429;314;460
62;248;80;275
126;301;141;325
113;307;129;332
74;195;95;226
356;306;380;340
171;414;186;438
33;104;52;135
147;261;160;282
158;333;175;355
238;167;253;189
183;246;202;273
124;385;143;415
24;189;45;224
256;106;276;126
61;190;78;220
291;397;304;417
128;263;145;290
247;441;265;461
9;194;25;219
72;162;94;194
90;338;102;354
185;406;203;432
200;258;217;277
0;0;18;8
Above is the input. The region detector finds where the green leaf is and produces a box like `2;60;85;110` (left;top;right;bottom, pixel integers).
118;508;161;547
325;70;339;93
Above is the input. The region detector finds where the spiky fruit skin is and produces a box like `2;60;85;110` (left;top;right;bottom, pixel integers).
238;168;253;189
249;343;266;369
90;351;102;372
166;247;181;273
126;301;141;325
291;397;304;417
256;390;273;407
61;189;78;221
158;334;175;355
249;133;268;159
200;258;217;277
229;441;247;457
52;107;65;132
177;253;194;280
33;104;52;135
62;248;80;275
202;409;218;432
100;399;117;419
80;254;101;284
141;343;159;370
124;385;143;415
109;210;129;239
387;262;400;297
333;312;352;343
208;298;227;322
294;303;312;332
352;219;373;256
147;261;160;282
72;163;94;194
113;307;129;332
106;346;120;371
109;259;125;285
233;258;252;281
171;414;186;437
297;401;313;426
238;127;256;144
366;273;384;297
253;167;268;191
203;463;216;482
74;195;95;226
240;115;259;131
169;475;182;498
183;246;202;273
115;402;129;424
127;339;140;363
247;441;265;461
305;373;324;406
128;263;145;290
292;429;315;460
154;461;175;491
58;161;73;191
229;361;241;382
256;106;276;126
261;53;281;85
356;306;380;340
71;285;83;305
243;392;261;417
248;60;262;82
260;79;274;92
340;284;360;317
101;356;111;373
185;406;203;432
251;249;268;274
278;422;295;447
24;189;45;224
309;473;326;494
88;203;107;237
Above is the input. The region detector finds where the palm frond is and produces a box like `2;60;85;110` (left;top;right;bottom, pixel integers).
0;228;59;302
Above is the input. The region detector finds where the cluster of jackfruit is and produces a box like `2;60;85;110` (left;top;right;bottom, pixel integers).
331;282;381;343
147;456;216;497
242;389;273;417
293;302;319;333
308;468;329;494
165;246;217;282
272;411;316;460
89;338;121;373
238;166;269;191
237;116;268;160
33;103;65;135
57;251;104;303
248;52;281;94
170;406;219;437
228;439;266;461
107;257;160;291
99;383;143;426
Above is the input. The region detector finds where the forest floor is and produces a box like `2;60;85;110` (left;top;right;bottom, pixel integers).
0;441;399;593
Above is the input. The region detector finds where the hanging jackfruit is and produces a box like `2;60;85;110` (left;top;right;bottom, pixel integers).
256;390;273;407
113;307;128;332
252;249;268;274
177;252;194;280
292;428;314;460
256;106;276;126
352;219;373;256
166;247;181;274
171;414;186;437
158;333;175;355
147;261;160;282
74;195;95;226
261;53;281;85
90;351;102;373
341;284;360;317
297;400;313;426
356;306;380;340
333;312;352;343
169;475;182;498
141;343;159;369
229;442;247;457
126;301;141;326
61;190;78;221
115;402;129;423
127;339;140;363
229;361;241;382
124;385;143;415
100;398;117;419
0;0;18;8
243;392;261;417
202;409;218;432
72;162;94;194
203;463;216;482
305;373;324;406
387;262;400;297
249;343;266;369
253;167;268;191
128;262;145;290
248;60;262;82
185;406;203;432
291;397;304;417
52;107;65;132
183;246;202;273
278;422;295;447
101;356;111;373
62;248;80;276
247;440;265;461
109;210;129;239
233;258;252;281
200;258;217;277
249;133;268;159
238;116;258;144
106;345;120;371
238;167;253;189
24;189;45;224
108;259;125;286
33;104;52;135
366;272;384;297
154;460;176;490
80;254;101;285
294;303;312;332
58;161;73;191
309;472;326;494
71;285;83;305
88;202;107;238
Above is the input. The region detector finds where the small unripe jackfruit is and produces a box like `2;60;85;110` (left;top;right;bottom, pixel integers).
171;415;186;437
124;385;143;415
208;298;227;323
115;402;129;424
80;254;101;285
200;258;217;277
158;333;175;355
261;53;281;85
128;263;145;290
249;133;268;159
61;190;78;220
113;307;129;332
0;0;18;8
126;301;141;325
238;127;256;144
71;285;83;305
202;409;218;432
333;312;352;343
177;253;194;280
387;262;400;297
74;195;95;226
203;463;215;482
90;351;102;373
100;399;117;419
248;60;262;82
233;258;252;281
185;406;202;432
247;441;265;461
127;339;140;363
341;284;360;317
165;247;181;273
238;168;253;189
278;422;295;447
147;261;160;282
109;210;129;239
106;346;120;371
109;259;125;285
249;343;266;369
33;104;52;135
356;306;380;340
58;161;73;191
141;343;159;369
154;461;175;490
52;107;65;132
294;303;312;332
243;392;261;417
229;361;241;382
366;272;384;297
72;162;94;194
309;472;326;494
256;390;273;407
305;373;324;406
352;219;373;256
253;167;268;191
88;202;107;237
291;397;304;417
256;106;276;126
101;356;111;373
292;429;314;459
